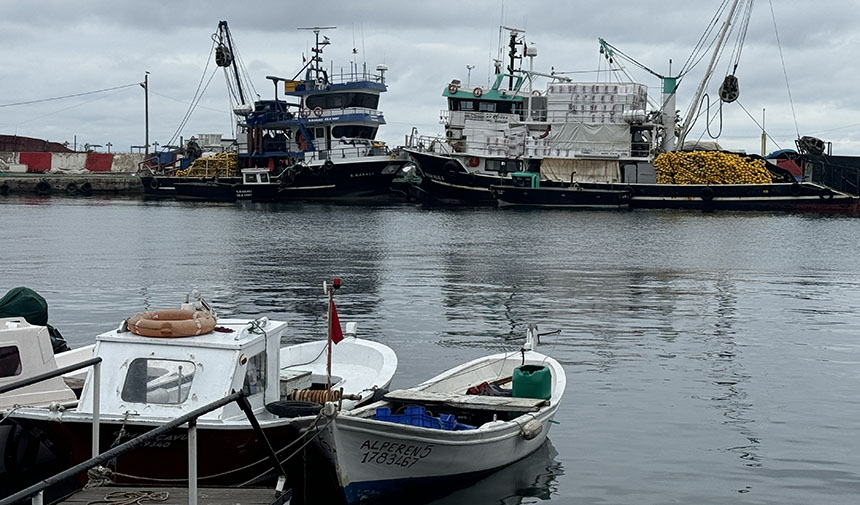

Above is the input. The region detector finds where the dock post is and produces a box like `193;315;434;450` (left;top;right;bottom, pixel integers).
92;361;101;458
188;418;197;505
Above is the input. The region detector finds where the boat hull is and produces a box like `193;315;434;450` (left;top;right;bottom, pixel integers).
330;406;558;504
597;181;860;213
276;157;407;202
407;150;503;205
492;184;631;209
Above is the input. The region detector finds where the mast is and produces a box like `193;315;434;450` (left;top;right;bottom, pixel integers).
501;26;524;89
675;0;742;150
298;26;336;84
220;21;246;106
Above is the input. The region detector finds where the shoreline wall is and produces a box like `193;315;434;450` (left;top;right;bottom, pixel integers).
0;151;146;174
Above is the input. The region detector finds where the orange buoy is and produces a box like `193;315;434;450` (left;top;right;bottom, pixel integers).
127;309;216;338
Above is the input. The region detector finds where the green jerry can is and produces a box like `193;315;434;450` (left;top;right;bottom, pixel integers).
512;364;552;400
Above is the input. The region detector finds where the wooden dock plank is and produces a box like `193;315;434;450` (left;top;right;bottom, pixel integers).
56;486;289;505
384;389;548;412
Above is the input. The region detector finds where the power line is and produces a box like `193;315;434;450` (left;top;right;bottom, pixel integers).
0;82;140;108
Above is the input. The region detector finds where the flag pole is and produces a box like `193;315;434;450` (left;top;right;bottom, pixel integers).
326;284;333;391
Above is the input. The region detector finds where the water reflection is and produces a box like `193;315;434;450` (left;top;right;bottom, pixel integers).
426;440;564;505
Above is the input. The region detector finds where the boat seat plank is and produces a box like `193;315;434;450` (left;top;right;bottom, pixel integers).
383;389;548;412
57;486;289;505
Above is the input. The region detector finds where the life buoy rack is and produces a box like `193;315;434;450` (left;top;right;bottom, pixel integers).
127;309;217;338
447;83;459;94
473;87;483;98
313;106;323;118
300;108;311;118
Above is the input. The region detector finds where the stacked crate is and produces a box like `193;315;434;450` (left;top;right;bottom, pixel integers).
545;83;647;124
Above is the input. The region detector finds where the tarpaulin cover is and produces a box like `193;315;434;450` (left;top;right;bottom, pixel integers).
0;287;70;353
548;123;631;155
540;158;621;183
19;152;52;172
86;152;114;172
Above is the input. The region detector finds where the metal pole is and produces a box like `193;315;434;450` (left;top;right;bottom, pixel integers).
92;361;100;459
188;418;197;505
144;72;150;158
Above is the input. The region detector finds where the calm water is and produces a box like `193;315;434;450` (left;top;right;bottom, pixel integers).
3;195;860;504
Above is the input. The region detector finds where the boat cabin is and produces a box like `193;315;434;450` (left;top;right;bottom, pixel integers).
75;318;288;421
0;318;78;408
241;167;272;185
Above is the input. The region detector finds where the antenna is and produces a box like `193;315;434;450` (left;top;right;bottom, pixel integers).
298;26;337;83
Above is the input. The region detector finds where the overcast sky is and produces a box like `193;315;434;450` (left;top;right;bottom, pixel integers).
2;0;859;155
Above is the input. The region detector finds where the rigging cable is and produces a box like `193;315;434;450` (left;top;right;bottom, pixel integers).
165;39;218;148
768;0;800;139
0;83;139;108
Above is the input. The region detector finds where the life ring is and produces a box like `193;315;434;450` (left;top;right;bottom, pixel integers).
35;181;51;196
700;186;715;202
532;90;542;96
447;83;459;94
473;87;483;98
819;188;834;200
790;182;802;196
300;108;311;118
323;159;334;172
0;183;9;196
127;309;216;338
468;157;480;167
150;178;160;190
66;182;78;195
80;182;93;196
313;107;323;117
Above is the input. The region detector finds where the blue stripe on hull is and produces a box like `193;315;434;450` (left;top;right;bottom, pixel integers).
343;468;498;504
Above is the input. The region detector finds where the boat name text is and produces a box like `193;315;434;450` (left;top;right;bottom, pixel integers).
359;439;434;468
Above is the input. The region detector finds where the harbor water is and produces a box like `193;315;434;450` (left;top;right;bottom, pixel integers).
3;196;860;504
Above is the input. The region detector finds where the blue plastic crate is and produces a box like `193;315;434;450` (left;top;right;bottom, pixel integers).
374;406;474;430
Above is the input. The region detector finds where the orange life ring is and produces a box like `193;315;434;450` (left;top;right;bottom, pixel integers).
300;108;311;118
313;106;323;117
473;87;483;98
127;309;216;338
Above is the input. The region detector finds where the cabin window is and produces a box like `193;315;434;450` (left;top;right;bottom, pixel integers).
485;159;521;173
244;173;257;184
305;92;379;110
121;358;196;404
478;102;497;112
315;128;325;139
242;351;267;396
0;345;22;377
260;173;269;183
331;125;376;139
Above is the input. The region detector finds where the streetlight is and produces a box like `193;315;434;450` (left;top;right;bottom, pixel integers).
105;142;112;153
466;64;475;87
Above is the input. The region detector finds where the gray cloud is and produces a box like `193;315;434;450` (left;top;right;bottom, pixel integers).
2;0;857;155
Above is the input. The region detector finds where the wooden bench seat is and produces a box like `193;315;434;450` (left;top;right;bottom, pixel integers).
383;389;548;413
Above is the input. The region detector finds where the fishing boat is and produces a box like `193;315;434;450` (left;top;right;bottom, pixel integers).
405;26;656;206
322;325;565;504
231;24;410;202
3;286;397;495
407;7;857;214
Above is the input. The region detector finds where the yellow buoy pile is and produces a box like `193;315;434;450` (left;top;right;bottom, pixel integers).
173;152;239;177
654;151;772;185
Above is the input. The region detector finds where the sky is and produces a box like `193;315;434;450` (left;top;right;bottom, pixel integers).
2;0;859;156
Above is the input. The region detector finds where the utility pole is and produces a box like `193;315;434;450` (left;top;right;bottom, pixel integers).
142;72;150;158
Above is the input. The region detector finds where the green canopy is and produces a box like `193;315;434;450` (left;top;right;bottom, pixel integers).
0;287;70;353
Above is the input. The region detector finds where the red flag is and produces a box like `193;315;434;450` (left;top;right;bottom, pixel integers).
330;299;344;344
